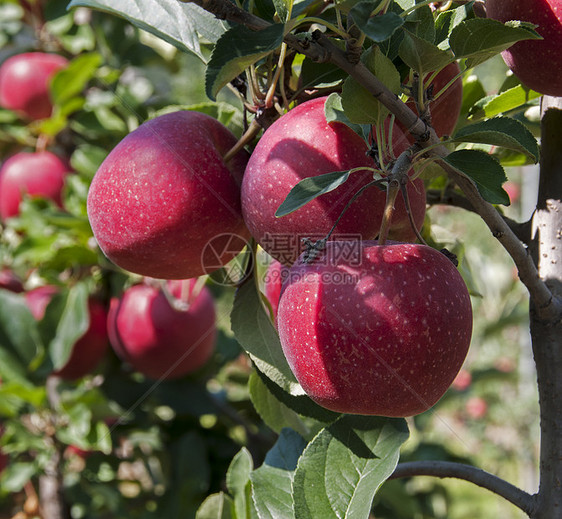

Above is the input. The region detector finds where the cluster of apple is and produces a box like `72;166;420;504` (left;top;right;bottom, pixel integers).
0;52;218;383
85;54;476;417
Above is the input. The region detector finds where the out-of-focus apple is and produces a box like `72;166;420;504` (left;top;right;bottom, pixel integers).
0;151;70;219
87;111;250;280
25;286;109;380
107;279;216;380
0;52;68;120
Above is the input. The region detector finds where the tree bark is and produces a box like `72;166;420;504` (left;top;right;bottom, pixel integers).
529;96;562;518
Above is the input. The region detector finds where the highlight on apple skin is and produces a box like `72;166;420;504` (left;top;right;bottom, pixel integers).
0;52;68;120
87;110;250;280
241;97;426;266
107;279;216;381
277;240;473;417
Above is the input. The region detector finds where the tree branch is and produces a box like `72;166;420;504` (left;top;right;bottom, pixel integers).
182;0;559;321
390;461;536;516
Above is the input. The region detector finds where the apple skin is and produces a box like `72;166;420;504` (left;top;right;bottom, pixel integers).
241;97;426;266
0;52;68;120
0;269;24;293
486;0;562;97
277;240;473;417
87;111;250;280
25;286;109;380
0;151;70;219
107;279;216;380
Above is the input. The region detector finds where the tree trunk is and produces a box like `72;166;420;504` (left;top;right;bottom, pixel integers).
530;96;562;518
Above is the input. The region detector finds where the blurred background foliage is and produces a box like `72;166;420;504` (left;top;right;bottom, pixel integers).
0;1;539;518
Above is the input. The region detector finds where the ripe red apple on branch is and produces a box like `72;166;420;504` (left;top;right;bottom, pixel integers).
277;240;473;417
87;111;250;280
107;279;216;380
241;97;426;266
0;52;68;120
25;286;109;380
0;151;70;219
485;0;562;97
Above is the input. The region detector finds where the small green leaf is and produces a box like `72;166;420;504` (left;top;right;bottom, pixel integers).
67;0;226;61
227;448;253;519
449;18;542;68
460;74;487;118
324;93;368;139
249;372;309;436
251;429;307;519
293;415;409;519
399;30;454;76
276;170;352;217
342;46;401;125
434;2;474;44
50;52;102;105
442;149;510;205
231;276;303;395
206;24;285;101
0;462;37;493
403;3;434;43
468;84;541;121
453;117;539;163
46;283;90;371
196;492;234;519
349;4;404;43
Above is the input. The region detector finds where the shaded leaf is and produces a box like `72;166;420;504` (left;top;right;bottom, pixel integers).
442;149;510;205
349;4;404;43
206;24;285;100
453;117;539;163
399;30;454;76
196;492;234;519
449;18;542;68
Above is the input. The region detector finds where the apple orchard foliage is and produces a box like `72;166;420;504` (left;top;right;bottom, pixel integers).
0;0;558;518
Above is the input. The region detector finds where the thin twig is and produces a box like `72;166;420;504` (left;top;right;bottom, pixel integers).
390;461;537;516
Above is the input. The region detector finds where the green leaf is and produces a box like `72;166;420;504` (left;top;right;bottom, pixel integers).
251;429;307;519
206;24;285;101
196;492;234;519
449;18;542;68
399;30;454;76
324;93;368;139
453;117;539;163
0;462;37;493
249;372;310;436
67;0;226;61
231;277;303;396
349;4;404;43
460;74;487;118
342;46;401;124
0;291;42;368
468;84;542;121
275;170;352;217
442;149;510;205
293;416;409;519
403;3;434;43
434;2;474;44
227;448;253;519
50;52;102;105
45;283;90;371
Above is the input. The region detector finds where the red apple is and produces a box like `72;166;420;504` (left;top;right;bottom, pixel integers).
486;0;562;97
451;369;472;391
465;396;488;419
277;240;473;416
401;62;463;139
263;259;290;323
0;52;68;120
25;286;109;380
0;151;70;219
107;279;216;380
241;97;426;266
87;111;250;280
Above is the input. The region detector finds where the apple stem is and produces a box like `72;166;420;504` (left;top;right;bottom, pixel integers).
223;119;261;164
159;280;190;312
378;179;400;246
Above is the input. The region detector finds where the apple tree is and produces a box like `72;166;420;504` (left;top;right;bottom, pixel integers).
0;0;560;518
